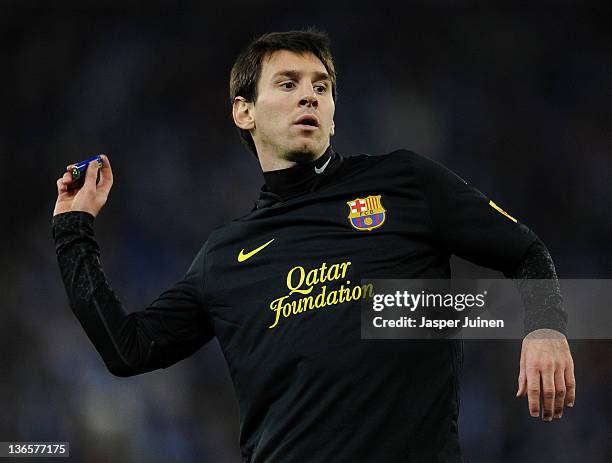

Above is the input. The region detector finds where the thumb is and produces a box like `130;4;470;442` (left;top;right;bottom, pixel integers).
82;159;100;190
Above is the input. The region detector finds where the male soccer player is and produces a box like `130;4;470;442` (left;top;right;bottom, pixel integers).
53;30;575;462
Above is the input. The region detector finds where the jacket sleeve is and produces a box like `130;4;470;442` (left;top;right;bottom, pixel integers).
412;152;538;273
52;211;214;377
411;152;567;334
505;238;568;335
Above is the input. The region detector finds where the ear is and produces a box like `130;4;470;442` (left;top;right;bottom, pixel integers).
330;119;335;137
233;96;255;130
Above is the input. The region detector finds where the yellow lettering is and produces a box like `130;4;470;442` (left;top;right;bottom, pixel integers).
287;266;312;295
305;268;319;287
298;296;314;312
315;285;327;308
340;261;351;278
268;296;288;329
326;289;338;305
283;300;294;317
338;285;348;303
319;262;328;283
292;300;303;315
326;263;341;282
361;283;374;298
270;260;358;328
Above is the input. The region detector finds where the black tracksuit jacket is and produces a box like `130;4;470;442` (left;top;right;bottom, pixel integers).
52;148;567;462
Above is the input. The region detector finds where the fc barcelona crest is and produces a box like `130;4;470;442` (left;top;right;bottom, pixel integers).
347;195;386;231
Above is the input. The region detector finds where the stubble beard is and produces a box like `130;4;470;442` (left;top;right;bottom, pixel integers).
282;137;326;164
283;149;317;164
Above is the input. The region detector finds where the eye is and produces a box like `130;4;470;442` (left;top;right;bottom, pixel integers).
281;81;296;89
314;84;327;93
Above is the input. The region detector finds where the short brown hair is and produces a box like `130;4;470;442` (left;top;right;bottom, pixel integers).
229;28;337;156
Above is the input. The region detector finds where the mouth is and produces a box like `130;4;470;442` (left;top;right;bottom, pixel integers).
294;114;320;129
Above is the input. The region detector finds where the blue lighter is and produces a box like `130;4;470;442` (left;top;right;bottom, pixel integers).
68;155;103;190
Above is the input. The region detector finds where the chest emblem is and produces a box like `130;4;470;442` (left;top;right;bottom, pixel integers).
347;195;386;231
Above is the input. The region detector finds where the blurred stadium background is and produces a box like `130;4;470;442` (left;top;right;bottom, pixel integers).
2;1;611;461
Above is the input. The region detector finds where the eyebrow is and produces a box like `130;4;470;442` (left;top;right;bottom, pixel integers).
271;70;331;83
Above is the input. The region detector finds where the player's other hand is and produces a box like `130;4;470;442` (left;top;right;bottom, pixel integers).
516;328;576;421
53;154;113;217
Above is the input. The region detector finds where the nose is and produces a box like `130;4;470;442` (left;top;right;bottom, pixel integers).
299;91;318;108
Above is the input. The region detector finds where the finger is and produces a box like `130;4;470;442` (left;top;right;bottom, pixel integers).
61;171;72;184
516;367;527;397
526;366;541;418
97;154;113;190
553;368;566;419
565;366;576;407
541;365;555;421
57;178;67;194
82;159;100;190
517;344;527;397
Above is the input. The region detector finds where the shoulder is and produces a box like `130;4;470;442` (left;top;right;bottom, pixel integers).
340;149;471;199
342;148;438;166
341;148;448;177
204;222;235;252
375;149;467;185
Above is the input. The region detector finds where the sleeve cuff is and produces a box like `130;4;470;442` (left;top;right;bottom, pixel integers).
52;211;95;240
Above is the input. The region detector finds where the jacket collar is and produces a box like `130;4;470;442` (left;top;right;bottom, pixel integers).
254;145;343;209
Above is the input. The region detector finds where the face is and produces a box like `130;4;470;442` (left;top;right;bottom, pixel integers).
236;50;335;165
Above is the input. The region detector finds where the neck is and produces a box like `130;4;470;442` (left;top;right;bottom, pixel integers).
261;145;335;200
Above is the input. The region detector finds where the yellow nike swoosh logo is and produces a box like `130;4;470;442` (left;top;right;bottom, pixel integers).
237;238;275;262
